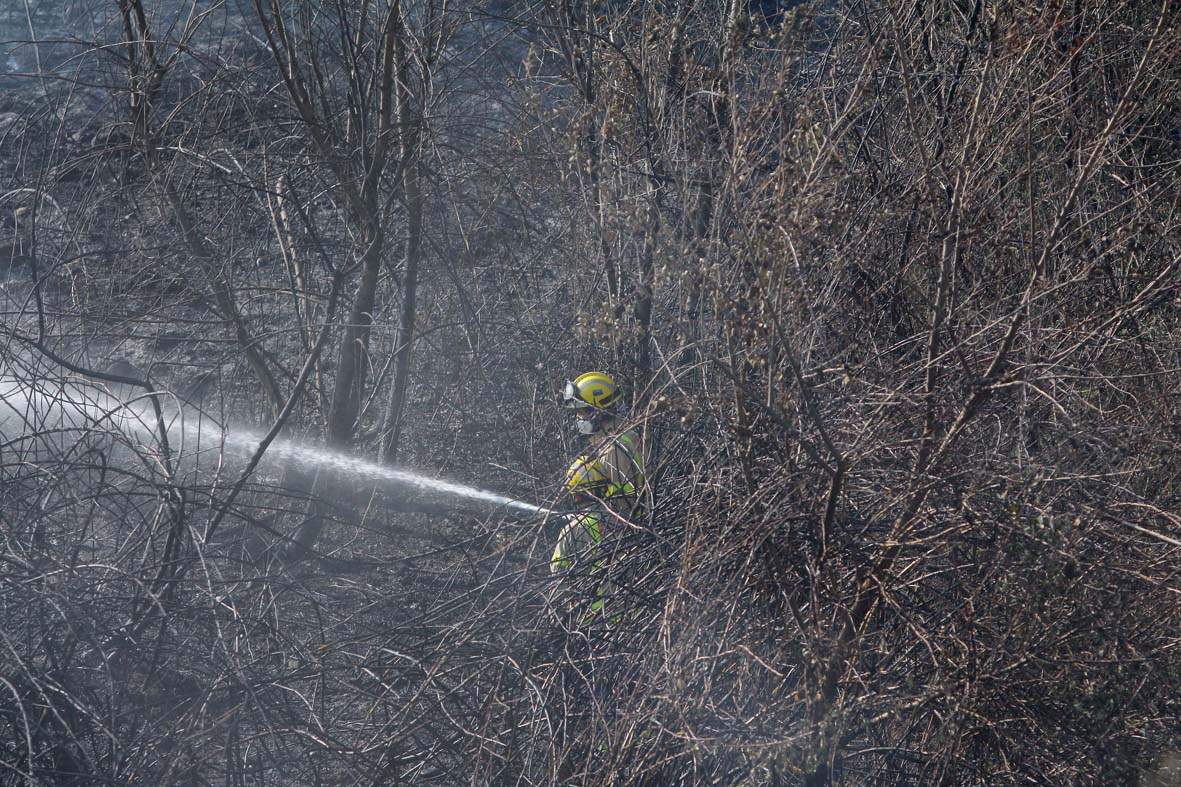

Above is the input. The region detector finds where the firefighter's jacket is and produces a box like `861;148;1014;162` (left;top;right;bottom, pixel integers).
550;429;645;576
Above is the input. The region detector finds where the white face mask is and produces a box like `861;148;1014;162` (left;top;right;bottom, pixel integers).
575;414;599;435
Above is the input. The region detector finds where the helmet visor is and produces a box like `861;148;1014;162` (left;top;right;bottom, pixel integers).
564;380;590;409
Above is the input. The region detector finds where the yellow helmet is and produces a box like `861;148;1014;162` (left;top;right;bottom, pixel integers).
563;371;621;412
565;455;609;502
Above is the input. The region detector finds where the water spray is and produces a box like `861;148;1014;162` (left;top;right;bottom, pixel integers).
0;375;555;518
220;431;555;517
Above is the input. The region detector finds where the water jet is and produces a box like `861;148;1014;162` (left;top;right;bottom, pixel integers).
0;373;553;519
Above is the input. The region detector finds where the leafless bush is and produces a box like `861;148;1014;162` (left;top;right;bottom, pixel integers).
2;0;1180;784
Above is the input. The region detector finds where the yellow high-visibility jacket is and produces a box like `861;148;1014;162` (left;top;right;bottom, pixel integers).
549;429;646;612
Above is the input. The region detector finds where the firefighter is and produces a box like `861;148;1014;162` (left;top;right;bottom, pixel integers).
549;372;646;613
561;371;645;520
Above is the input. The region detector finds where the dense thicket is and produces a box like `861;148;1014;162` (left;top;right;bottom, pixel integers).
2;0;1180;784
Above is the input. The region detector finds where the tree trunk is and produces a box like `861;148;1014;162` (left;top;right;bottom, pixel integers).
325;225;385;447
382;3;427;466
382;160;424;465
